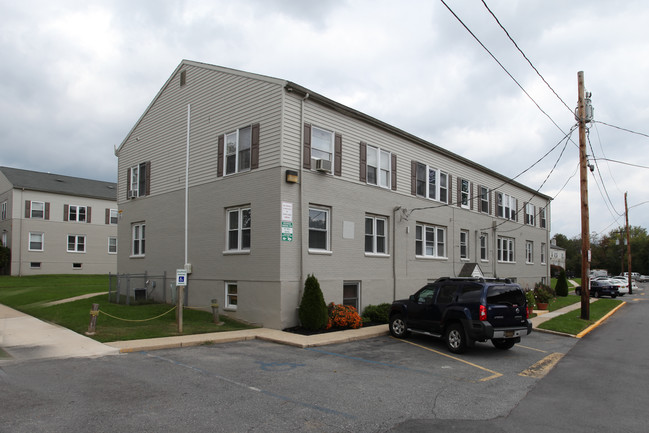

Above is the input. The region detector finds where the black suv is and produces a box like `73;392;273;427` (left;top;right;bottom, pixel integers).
389;277;532;353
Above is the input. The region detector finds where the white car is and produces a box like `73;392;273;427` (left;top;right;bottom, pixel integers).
637;275;649;283
608;276;631;295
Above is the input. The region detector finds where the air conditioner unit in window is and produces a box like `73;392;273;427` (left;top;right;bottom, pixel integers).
128;190;137;199
315;158;332;173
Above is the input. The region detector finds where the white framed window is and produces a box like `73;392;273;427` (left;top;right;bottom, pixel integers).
496;192;516;221
68;205;87;222
525;203;536;226
367;145;391;189
540;207;547;229
131;222;145;257
1;231;7;248
108;237;118;254
31;201;45;219
498;236;515;263
225;126;252;175
67;235;86;253
109;209;119;225
309;206;330;251
311;126;334;163
480;232;488;261
479;186;490;214
1;201;7;220
460;179;470;208
541;242;546;264
343;281;360;311
526;241;534;264
365;215;388;255
415;163;448;203
29;232;43;251
129;162;148;198
460;230;469;259
225;282;238;310
415;223;446;258
226;207;251;252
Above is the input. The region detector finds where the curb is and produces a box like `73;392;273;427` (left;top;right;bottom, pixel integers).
576;301;626;338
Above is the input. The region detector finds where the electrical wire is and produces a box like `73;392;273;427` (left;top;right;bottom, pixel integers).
587;129;624;216
480;0;574;116
594;120;649;139
439;0;574;144
592;122;624;195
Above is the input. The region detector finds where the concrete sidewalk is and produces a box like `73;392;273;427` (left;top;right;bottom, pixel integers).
0;304;119;363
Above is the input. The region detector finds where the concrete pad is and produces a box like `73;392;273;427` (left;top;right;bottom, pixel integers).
0;304;119;363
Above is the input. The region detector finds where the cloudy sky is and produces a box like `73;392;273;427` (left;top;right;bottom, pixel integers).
2;0;648;238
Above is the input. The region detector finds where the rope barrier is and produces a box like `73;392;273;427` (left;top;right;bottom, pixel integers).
97;305;177;322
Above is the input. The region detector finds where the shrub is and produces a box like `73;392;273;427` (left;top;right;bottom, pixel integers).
298;274;328;331
361;303;391;323
525;289;536;309
326;303;362;330
533;282;555;304
555;268;569;297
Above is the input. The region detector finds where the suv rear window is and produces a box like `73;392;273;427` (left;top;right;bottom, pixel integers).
457;283;482;303
487;285;525;306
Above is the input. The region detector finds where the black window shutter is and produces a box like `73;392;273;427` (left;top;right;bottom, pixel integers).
334;133;342;176
25;201;30;218
410;161;417;196
126;167;131;200
145;162;151;195
45;202;50;220
105;208;110;225
457;178;461;207
251;123;260;170
359;142;367;182
391;154;397;191
448;175;453;204
217;135;224;177
87;206;92;223
303;123;311;169
64;204;69;221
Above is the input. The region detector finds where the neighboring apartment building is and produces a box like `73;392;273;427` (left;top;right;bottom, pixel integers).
550;239;567;270
0;167;118;275
115;60;551;329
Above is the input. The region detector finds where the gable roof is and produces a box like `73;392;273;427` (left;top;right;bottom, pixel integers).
0;166;117;201
115;60;551;201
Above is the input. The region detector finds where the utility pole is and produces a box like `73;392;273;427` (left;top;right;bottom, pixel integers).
625;192;633;294
577;71;590;320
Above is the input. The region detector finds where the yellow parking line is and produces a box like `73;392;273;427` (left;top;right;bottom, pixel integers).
517;344;548;353
395;338;503;382
519;352;564;378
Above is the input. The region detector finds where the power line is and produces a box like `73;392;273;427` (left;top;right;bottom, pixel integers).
587;129;624;216
439;0;573;141
594;120;649;139
480;0;574;115
592;157;649;170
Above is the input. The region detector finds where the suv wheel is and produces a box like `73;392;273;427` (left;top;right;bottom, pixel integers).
492;338;516;350
389;314;409;338
445;323;467;354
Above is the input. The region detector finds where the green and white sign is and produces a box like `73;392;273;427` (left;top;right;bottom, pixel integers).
281;221;293;241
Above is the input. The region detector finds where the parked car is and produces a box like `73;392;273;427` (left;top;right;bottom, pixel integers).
388;277;532;354
575;280;619;298
638;275;649;283
610;276;638;296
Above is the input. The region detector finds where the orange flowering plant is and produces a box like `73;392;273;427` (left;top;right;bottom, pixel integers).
326;302;363;330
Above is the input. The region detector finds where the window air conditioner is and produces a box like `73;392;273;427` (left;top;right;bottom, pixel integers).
315;158;332;173
128;190;137;199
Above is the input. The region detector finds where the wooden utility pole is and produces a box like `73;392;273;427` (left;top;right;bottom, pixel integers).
625;192;633;294
578;71;590;320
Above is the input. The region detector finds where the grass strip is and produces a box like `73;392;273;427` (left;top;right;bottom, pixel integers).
547;295;581;312
1;275;257;342
538;298;623;335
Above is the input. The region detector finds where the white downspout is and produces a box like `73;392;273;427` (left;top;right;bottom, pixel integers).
299;93;309;288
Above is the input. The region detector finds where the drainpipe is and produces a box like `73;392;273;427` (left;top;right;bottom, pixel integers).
299;93;309;290
184;104;191;270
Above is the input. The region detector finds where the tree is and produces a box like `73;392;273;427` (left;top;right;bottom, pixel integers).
298;274;328;331
555;268;569;297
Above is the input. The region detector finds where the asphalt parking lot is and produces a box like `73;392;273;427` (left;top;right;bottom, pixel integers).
0;327;580;433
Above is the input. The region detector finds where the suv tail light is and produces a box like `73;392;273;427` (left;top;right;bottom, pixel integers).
479;304;487;321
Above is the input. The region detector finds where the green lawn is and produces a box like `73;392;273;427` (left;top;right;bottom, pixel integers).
0;275;256;342
538;298;623;335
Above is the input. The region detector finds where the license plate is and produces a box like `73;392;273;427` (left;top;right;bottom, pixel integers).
504;330;515;338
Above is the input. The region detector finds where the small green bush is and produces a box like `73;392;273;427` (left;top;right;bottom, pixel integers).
298;274;328;331
555;269;569;297
534;282;555;304
361;303;391;323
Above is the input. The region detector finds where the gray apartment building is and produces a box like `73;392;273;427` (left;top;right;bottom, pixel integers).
0;167;118;275
115;60;551;329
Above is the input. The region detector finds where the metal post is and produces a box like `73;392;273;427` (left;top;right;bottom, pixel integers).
211;299;224;325
86;303;99;336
